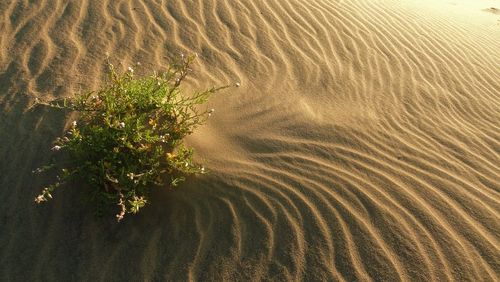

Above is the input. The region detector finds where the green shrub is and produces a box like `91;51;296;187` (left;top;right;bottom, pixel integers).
33;55;228;221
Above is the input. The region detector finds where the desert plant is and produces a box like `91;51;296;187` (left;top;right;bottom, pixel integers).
33;55;228;221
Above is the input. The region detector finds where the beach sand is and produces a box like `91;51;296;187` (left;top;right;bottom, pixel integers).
0;0;499;280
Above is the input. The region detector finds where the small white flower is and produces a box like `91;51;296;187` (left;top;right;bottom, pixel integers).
116;213;124;222
201;167;205;173
119;122;125;128
209;108;215;113
128;66;134;73
235;82;241;87
136;62;141;66
51;145;61;151
32;168;42;174
127;173;134;180
71;121;77;127
35;195;46;203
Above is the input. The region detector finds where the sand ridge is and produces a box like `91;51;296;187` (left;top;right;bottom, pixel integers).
0;0;499;281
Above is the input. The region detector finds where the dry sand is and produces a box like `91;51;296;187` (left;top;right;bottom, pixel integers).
1;0;499;281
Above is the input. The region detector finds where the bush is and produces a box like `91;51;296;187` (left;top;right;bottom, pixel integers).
33;55;227;221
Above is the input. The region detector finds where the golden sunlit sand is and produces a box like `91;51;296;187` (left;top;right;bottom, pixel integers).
0;0;499;280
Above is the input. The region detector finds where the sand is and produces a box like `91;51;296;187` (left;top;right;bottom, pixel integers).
0;0;499;281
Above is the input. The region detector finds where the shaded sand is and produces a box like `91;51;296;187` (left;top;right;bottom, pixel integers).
1;0;499;281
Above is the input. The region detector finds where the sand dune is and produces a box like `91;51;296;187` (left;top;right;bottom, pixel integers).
1;0;499;281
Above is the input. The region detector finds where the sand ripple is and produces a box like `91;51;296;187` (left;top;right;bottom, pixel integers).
0;0;499;280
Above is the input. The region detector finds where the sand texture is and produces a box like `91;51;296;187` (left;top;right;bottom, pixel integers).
1;0;499;281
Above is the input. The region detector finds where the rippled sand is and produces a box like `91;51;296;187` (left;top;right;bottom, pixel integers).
0;0;499;281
